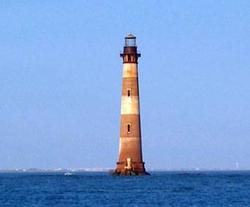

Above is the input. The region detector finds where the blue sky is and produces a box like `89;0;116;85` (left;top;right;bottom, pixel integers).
0;0;250;170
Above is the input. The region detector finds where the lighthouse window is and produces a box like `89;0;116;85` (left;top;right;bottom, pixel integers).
124;55;128;62
127;89;131;97
128;55;131;62
127;124;131;133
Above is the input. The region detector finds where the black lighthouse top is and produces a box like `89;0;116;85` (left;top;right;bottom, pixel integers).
120;34;141;64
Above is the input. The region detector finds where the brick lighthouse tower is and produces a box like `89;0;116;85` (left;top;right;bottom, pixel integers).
113;34;149;176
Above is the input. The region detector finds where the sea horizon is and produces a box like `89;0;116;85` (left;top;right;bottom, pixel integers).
1;168;250;173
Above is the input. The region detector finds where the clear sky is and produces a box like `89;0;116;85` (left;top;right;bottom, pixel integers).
0;0;250;170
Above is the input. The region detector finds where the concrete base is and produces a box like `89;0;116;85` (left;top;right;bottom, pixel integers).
111;169;150;176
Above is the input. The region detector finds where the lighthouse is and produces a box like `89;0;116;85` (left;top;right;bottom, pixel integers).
113;34;149;176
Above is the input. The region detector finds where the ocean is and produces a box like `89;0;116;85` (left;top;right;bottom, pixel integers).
0;171;250;207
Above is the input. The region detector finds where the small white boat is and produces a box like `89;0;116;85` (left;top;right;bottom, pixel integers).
64;172;73;176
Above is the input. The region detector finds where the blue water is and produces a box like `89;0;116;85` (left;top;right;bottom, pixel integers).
0;171;250;207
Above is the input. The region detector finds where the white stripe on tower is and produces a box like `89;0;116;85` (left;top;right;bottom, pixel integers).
121;63;140;115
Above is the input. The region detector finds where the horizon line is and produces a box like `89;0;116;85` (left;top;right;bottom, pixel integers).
0;168;250;172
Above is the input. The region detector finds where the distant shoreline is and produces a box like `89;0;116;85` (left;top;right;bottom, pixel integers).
0;169;250;173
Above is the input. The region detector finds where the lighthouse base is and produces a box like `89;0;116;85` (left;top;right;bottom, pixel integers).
112;170;150;176
112;161;150;176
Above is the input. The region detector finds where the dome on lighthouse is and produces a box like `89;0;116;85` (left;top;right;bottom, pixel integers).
126;33;136;39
